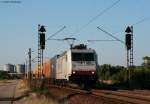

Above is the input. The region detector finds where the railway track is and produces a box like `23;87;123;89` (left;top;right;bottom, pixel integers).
48;84;150;104
48;85;128;104
48;84;91;94
92;89;150;104
118;90;150;96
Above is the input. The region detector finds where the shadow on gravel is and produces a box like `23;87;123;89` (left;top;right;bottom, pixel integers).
13;93;29;101
0;93;29;102
47;92;80;104
0;97;13;101
48;92;92;104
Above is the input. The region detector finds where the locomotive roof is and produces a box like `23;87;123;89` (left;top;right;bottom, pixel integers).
55;48;95;58
51;45;96;59
71;48;95;53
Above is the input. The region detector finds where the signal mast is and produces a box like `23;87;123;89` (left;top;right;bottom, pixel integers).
125;26;133;68
38;25;46;78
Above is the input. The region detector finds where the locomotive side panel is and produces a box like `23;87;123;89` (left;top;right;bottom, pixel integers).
51;56;58;79
67;50;72;79
56;55;65;79
55;51;72;80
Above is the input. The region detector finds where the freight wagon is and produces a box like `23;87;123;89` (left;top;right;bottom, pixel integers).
32;59;51;78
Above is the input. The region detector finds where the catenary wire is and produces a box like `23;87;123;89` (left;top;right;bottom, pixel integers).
72;0;121;35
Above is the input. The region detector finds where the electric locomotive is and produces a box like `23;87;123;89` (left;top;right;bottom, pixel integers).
50;44;98;88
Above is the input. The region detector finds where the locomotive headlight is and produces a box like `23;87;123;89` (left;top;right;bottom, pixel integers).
73;71;76;74
92;71;95;74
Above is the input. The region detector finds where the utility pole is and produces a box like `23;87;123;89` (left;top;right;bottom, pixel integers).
25;59;28;79
28;48;32;87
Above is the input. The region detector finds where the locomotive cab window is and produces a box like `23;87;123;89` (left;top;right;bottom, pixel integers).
72;53;94;61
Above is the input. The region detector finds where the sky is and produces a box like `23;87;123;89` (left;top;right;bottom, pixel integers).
0;0;150;67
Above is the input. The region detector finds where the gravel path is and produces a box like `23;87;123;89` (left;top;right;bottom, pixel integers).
0;80;18;104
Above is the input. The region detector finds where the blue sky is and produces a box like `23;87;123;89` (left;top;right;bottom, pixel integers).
0;0;150;66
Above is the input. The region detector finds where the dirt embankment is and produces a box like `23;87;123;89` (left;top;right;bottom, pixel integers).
48;86;129;104
14;80;57;104
13;80;132;104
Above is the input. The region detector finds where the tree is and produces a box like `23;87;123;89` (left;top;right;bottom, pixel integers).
142;56;150;68
97;64;124;80
97;64;110;80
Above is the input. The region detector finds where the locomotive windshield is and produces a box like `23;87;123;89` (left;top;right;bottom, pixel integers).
72;52;95;61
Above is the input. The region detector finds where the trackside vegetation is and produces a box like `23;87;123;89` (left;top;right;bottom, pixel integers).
96;56;150;89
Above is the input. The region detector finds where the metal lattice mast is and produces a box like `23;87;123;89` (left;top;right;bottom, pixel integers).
127;50;129;68
130;26;133;67
39;25;46;78
125;26;134;86
41;49;43;76
38;24;41;77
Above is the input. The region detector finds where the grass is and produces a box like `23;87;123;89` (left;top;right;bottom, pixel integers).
14;93;57;104
32;87;49;94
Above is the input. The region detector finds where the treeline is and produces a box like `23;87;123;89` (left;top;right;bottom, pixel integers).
96;64;150;89
0;71;8;80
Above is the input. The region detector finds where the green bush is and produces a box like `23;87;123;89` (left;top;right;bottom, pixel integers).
97;64;150;89
130;67;150;89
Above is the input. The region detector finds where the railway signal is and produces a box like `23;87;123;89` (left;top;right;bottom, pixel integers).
125;26;133;67
37;25;66;78
40;33;45;49
125;34;131;50
39;26;46;50
125;26;134;88
125;26;132;50
88;26;134;87
38;25;46;78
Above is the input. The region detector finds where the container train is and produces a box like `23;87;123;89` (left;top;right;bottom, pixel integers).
33;44;98;88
